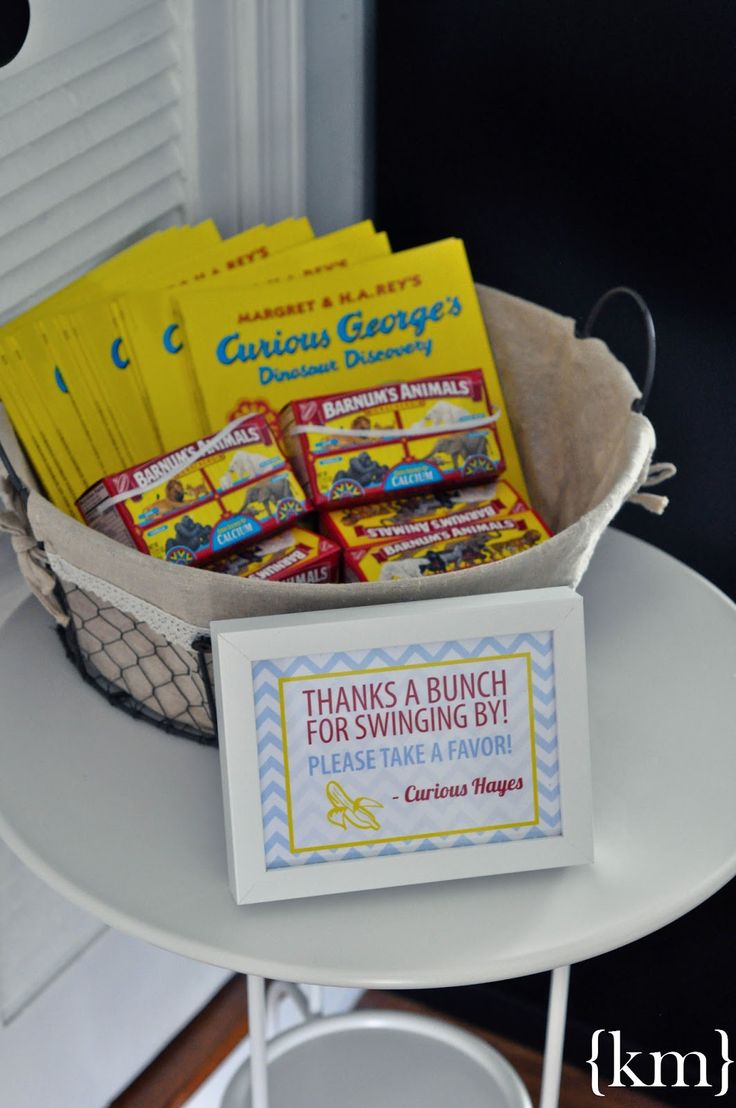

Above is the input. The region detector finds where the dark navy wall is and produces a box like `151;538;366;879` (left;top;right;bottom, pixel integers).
375;4;735;1100
375;0;736;601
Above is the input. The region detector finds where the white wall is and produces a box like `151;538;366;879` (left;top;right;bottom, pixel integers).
304;0;374;233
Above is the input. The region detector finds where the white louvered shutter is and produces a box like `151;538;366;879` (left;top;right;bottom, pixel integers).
0;0;202;323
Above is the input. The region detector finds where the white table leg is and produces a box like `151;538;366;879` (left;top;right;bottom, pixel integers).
247;974;269;1108
539;965;570;1108
266;980;312;1034
308;984;324;1016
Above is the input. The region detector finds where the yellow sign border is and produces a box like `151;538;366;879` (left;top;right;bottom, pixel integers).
276;651;540;855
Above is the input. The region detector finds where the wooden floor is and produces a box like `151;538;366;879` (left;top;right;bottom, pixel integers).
111;975;669;1108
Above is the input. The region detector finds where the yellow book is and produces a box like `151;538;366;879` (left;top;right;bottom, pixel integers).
85;220;312;449
117;227;389;450
5;326;105;487
59;299;164;465
0;340;77;513
42;222;254;467
203;220;380;290
62;220;314;462
75;221;220;292
171;218;313;290
0;223;221;502
72;221;221;304
0;334;91;503
205;227;390;294
36;316;130;474
0;222;217;354
174;239;530;501
3;223;218;334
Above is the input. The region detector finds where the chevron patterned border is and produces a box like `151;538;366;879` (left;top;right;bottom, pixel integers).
253;632;560;869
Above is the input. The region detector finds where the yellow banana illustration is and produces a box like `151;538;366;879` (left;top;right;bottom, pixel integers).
325;780;383;832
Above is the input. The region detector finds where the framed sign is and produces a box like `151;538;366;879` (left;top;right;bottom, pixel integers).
212;587;592;904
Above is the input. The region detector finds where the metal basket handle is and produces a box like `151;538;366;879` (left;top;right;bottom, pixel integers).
0;438;30;511
0;437;29;508
581;286;656;415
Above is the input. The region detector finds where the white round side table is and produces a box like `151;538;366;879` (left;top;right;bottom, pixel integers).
0;529;734;1107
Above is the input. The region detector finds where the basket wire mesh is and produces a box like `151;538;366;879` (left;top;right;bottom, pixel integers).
55;575;217;745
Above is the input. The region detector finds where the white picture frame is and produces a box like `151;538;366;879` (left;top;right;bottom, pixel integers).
212;586;593;904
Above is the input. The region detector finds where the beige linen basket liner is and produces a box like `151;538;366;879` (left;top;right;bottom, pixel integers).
0;286;672;744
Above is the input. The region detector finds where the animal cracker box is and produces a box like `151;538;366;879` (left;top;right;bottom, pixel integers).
206;526;341;584
343;510;553;582
321;479;528;549
280;370;503;508
76;416;310;566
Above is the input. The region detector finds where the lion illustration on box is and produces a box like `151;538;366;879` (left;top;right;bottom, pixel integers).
218;450;270;490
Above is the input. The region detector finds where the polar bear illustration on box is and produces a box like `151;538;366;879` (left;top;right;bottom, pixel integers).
378;559;423;581
219;450;270;490
409;400;469;430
